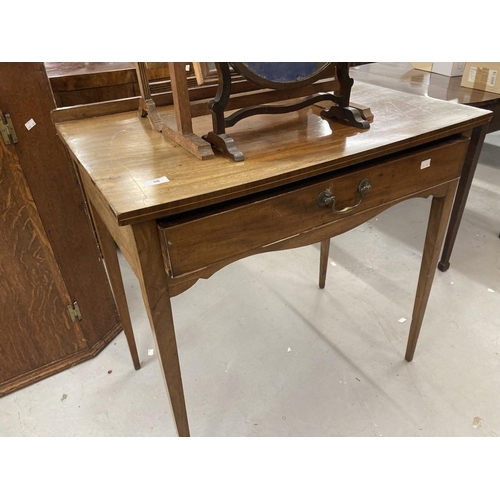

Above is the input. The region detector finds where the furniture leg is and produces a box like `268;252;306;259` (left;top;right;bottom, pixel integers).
89;203;141;370
319;239;331;289
405;181;459;361
131;221;190;437
134;62;163;131
438;125;488;271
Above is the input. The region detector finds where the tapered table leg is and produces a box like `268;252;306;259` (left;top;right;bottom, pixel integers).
90;202;141;370
438;125;488;272
319;239;331;289
131;221;190;437
406;180;459;361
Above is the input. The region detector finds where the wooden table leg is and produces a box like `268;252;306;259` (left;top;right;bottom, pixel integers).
438;125;488;272
131;221;190;437
319;239;331;289
89;203;141;370
405;181;459;361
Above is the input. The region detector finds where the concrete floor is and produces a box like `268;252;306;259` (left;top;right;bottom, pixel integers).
1;132;499;438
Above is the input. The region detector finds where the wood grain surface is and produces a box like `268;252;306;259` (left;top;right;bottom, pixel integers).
160;137;469;276
0;136;86;383
1;62;121;348
0;62;126;396
54;76;492;436
55;82;491;226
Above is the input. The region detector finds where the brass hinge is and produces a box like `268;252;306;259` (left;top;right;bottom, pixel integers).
0;112;18;145
67;301;83;322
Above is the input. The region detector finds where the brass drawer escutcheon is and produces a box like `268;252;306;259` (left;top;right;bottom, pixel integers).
317;178;371;214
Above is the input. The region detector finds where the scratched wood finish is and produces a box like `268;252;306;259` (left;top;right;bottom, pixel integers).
0;136;86;385
160;137;469;276
0;63;123;396
1;63;121;349
55;80;492;436
351;62;500;112
351;63;500;134
55;82;491;226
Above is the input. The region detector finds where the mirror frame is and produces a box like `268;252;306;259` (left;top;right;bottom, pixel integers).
230;62;333;90
203;62;370;162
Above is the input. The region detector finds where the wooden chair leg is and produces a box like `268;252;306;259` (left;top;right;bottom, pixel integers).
319;239;331;289
131;221;190;437
405;181;458;361
90;203;141;370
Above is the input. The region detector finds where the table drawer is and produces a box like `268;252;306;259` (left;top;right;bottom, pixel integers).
159;137;468;277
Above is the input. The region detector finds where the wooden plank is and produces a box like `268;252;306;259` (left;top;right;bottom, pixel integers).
55;83;139;107
168;62;194;134
160;114;214;160
160;63;215;160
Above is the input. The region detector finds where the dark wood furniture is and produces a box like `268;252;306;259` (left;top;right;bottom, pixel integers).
135;62;370;162
46;62;187;107
53;80;490;436
351;62;500;269
203;63;369;161
46;62;139;107
0;63;140;397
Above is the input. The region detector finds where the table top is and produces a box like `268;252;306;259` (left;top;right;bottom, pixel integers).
55;81;491;226
351;62;500;106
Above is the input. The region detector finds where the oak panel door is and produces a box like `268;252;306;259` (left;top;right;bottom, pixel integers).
1;63;121;349
0;134;87;383
0;63;123;396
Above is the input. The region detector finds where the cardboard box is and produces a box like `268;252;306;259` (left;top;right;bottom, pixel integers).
410;62;466;77
461;63;500;94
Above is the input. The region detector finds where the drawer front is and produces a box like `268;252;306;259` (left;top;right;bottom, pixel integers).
160;138;468;276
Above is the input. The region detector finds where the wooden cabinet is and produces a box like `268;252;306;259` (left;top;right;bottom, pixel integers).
0;63;122;396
